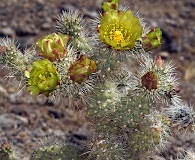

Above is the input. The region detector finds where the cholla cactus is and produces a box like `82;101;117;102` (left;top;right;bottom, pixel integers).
50;48;97;104
0;38;33;83
152;133;195;160
93;0;162;57
147;110;171;149
0;0;194;160
131;56;180;103
31;137;87;160
56;10;83;38
85;132;127;160
165;102;195;130
0;142;18;160
56;10;91;52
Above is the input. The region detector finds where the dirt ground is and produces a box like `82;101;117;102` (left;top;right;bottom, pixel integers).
0;0;194;159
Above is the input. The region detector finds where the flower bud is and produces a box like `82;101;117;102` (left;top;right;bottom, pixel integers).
171;85;181;93
98;9;143;50
1;142;10;150
141;71;158;91
154;56;164;69
0;45;6;54
143;27;162;51
102;0;119;12
68;54;96;84
27;59;60;96
0;142;14;159
36;32;70;61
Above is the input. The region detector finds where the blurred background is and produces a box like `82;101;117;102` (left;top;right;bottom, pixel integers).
0;0;194;159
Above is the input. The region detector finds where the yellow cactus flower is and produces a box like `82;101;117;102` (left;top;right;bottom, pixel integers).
98;9;143;50
36;32;70;61
27;59;60;96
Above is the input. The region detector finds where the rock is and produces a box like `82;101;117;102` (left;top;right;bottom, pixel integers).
10;106;28;117
161;29;178;53
48;108;64;119
159;51;170;58
8;91;23;104
17;36;35;49
41;22;52;30
40;17;52;30
184;62;195;81
59;4;79;13
0;27;15;37
1;21;8;27
53;130;66;136
0;114;22;130
0;128;6;138
0;85;7;96
15;24;37;36
82;8;99;19
33;128;50;137
0;8;7;15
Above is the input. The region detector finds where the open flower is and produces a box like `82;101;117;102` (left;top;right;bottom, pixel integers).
98;9;143;50
36;32;70;61
27;59;60;96
68;54;96;84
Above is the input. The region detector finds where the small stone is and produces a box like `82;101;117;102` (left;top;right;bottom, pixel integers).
17;36;35;49
1;21;8;27
10;106;28;117
59;4;78;13
48;108;64;119
15;24;37;36
82;8;98;19
0;85;7;96
8;91;23;104
41;22;51;30
0;114;19;130
159;51;170;58
53;130;65;136
0;27;15;37
184;63;195;81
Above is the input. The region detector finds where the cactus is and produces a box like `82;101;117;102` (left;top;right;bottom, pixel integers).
0;0;194;160
0;142;18;160
152;133;195;160
56;10;91;52
31;141;87;160
85;132;127;160
0;38;34;83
